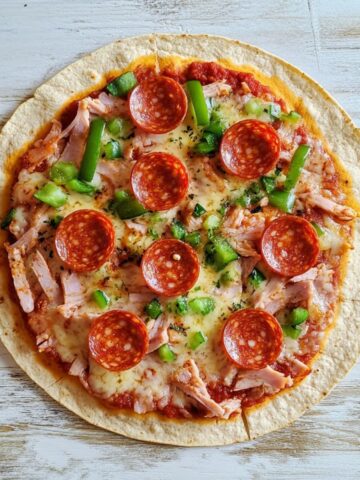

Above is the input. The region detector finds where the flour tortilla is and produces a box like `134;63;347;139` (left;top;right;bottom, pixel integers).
0;34;359;446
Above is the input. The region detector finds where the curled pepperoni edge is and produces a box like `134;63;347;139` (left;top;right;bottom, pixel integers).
141;239;200;297
260;215;320;277
88;310;149;372
54;209;115;273
130;152;189;211
128;76;188;134
222;308;283;370
219;119;281;179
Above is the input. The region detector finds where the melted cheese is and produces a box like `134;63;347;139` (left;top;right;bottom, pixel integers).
11;61;353;412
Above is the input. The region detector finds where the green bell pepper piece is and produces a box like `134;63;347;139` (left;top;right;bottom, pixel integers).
106;72;137;97
188;331;207;350
284;145;311;191
186;80;210;126
189;297;215;315
92;290;110;309
50;162;78;185
158;344;177;362
79;117;105;182
34;182;68;208
145;299;162;320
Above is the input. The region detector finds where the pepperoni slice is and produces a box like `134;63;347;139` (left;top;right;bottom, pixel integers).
261;215;319;277
129;76;188;134
131;152;189;211
220;119;280;179
55;209;115;273
222;308;283;370
88;310;148;371
141;239;200;297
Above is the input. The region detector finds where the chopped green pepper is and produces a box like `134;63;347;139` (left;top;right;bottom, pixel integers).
261;176;276;194
67;179;95;195
103;140;122;159
1;208;16;230
50;162;78;185
193;203;206;218
107;117;134;138
114;190;129;202
248;268;266;289
203;214;221;230
106;72;137;97
49;214;63;228
244;98;264;116
284;145;311;191
218;201;230;217
268;103;281;119
268;189;295;213
147;227;159;240
145;298;162;319
194;131;219;154
186;80;210;126
236;182;264;207
282;324;302;340
311;221;325;237
185;231;201;247
158;344;177;362
170;220;186;240
206;119;226;137
189;297;215;315
175;296;188;316
205;235;238;271
219;269;235;286
79;117;105;182
34;182;68;208
288;307;309;326
92;289;110;309
111;190;148;219
188;331;207;350
281;111;301;124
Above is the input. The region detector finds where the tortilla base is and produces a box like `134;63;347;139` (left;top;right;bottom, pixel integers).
0;34;359;446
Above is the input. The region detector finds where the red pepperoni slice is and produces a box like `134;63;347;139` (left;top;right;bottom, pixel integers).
131;152;189;211
220;119;280;179
88;310;148;371
261;215;319;277
55;209;115;273
129;76;188;134
222;308;283;370
141;239;200;297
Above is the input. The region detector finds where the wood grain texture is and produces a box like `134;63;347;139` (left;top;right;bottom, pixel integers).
0;0;359;478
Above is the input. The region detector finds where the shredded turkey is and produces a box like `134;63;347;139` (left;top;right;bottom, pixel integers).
57;271;85;318
234;366;292;392
290;267;318;283
6;246;34;313
252;277;312;314
59;100;90;166
21;120;62;172
87;92;128;118
31;250;62;305
147;316;170;353
203;81;232;97
222;209;264;257
172;360;225;417
300;192;356;221
241;254;261;283
96;159;133;188
68;356;88;377
206;398;242;419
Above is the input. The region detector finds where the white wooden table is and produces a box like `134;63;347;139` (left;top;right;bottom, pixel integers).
1;1;359;478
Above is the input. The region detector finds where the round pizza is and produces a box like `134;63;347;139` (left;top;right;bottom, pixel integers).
0;34;359;446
